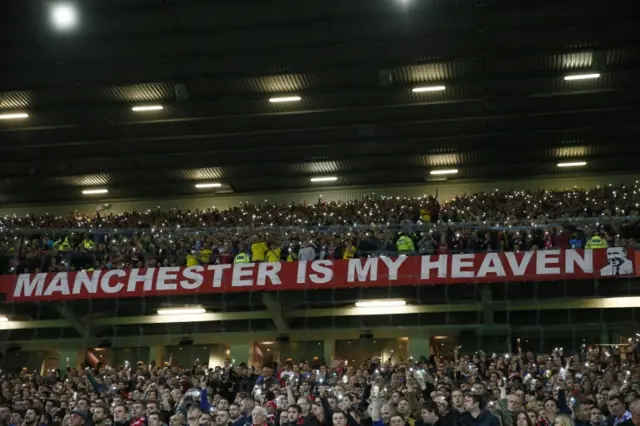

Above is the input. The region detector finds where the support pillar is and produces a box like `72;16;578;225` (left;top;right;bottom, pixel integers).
229;344;251;366
481;287;494;325
58;347;86;371
149;345;164;367
409;337;431;361
323;340;335;364
611;333;621;347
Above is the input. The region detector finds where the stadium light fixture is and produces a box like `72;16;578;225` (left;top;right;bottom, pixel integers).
0;112;29;120
557;161;587;168
430;169;458;176
355;299;406;308
0;316;8;322
195;183;222;189
131;105;164;112
157;307;206;315
412;85;446;93
50;3;78;30
82;188;108;195
310;176;338;183
269;96;302;103
600;297;640;309
564;73;600;81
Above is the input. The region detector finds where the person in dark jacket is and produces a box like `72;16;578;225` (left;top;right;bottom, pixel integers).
434;397;461;426
285;405;305;426
573;401;593;426
459;394;500;426
415;401;439;426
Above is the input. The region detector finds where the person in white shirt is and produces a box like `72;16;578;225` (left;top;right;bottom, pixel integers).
297;241;316;262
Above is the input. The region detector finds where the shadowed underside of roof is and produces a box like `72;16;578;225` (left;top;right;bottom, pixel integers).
0;0;639;204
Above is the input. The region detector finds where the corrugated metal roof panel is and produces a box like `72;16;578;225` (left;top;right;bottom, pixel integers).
0;91;35;109
0;83;175;109
93;83;176;103
489;51;598;75
606;48;640;66
239;73;319;94
52;174;112;187
171;168;227;181
287;161;343;174
549;51;594;70
548;144;607;159
411;153;466;167
392;61;475;83
188;72;340;97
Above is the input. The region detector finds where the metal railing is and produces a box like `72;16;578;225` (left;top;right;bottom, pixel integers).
1;213;640;235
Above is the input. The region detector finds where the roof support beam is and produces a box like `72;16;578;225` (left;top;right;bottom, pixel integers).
1;296;638;331
261;293;291;335
2;322;634;353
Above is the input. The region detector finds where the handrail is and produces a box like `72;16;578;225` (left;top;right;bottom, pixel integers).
1;214;639;235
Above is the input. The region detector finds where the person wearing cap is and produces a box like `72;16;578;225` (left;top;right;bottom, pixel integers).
70;410;93;426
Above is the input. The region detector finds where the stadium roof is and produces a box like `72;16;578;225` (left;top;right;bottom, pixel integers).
0;0;639;205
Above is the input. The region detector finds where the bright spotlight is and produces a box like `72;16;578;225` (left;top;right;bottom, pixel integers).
50;4;79;30
355;300;406;308
82;188;108;195
0;113;29;120
157;307;206;316
269;96;301;103
132;105;164;112
557;161;587;168
310;176;338;183
564;73;600;81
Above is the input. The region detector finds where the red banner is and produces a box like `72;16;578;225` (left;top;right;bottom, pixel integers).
0;248;634;301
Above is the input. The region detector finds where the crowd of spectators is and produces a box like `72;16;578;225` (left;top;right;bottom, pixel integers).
2;183;640;426
2;183;640;274
2;345;640;426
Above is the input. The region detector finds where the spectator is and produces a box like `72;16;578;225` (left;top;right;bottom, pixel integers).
252;406;271;426
69;410;93;426
460;393;500;426
417;401;439;426
515;412;534;426
619;398;640;426
4;182;640;274
574;402;592;426
298;241;316;262
252;235;268;263
112;404;129;426
3;343;640;426
93;406;108;426
608;396;631;426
